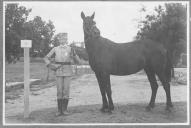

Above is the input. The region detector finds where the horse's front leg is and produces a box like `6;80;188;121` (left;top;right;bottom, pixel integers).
105;75;114;111
100;88;109;112
95;73;109;112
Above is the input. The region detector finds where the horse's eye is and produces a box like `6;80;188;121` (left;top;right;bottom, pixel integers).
84;21;89;25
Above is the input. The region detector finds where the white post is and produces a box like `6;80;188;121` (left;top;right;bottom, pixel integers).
21;40;32;118
24;47;30;118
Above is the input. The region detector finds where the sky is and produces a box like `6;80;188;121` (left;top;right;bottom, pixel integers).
4;1;187;43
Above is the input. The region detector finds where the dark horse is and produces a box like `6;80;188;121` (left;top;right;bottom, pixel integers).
81;12;173;113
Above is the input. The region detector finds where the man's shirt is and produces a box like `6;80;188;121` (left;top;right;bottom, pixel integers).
46;45;72;62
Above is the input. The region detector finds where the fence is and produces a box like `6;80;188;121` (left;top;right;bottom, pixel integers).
74;65;94;75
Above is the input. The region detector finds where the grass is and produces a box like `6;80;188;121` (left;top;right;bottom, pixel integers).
5;62;55;83
5;62;187;85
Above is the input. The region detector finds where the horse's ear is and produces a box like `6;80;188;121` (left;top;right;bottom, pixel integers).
91;12;95;19
81;11;85;20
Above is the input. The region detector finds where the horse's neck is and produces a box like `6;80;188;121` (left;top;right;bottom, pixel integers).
84;35;93;50
83;25;102;50
84;25;100;40
84;34;99;55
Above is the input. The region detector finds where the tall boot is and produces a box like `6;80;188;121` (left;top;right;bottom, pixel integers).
62;99;70;115
55;99;63;116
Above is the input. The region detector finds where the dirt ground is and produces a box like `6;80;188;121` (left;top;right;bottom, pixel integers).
4;68;188;124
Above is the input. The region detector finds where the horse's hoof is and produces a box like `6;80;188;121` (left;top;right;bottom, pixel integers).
109;106;114;111
145;106;152;112
165;107;172;112
107;110;112;114
168;104;173;108
165;105;173;112
55;112;63;117
100;108;109;113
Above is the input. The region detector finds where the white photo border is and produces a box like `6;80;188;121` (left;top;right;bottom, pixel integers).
2;0;190;126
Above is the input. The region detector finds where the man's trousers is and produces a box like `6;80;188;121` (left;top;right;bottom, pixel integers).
56;76;71;99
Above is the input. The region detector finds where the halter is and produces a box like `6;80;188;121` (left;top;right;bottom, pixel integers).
84;24;100;42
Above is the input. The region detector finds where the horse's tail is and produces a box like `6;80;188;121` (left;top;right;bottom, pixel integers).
165;51;172;82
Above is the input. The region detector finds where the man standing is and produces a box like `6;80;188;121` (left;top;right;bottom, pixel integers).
44;33;79;116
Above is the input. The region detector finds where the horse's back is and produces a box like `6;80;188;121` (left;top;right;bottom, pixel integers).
100;38;165;55
88;37;167;75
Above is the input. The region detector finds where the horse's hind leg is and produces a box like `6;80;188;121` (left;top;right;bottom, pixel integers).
144;67;159;111
95;72;109;112
157;72;173;111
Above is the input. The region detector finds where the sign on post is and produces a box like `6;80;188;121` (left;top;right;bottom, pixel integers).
21;40;32;48
21;40;32;118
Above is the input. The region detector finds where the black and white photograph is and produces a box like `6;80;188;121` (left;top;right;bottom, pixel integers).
2;0;190;126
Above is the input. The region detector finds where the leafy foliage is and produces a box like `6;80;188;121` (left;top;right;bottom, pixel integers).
5;4;55;63
5;4;31;63
136;3;187;65
24;16;55;57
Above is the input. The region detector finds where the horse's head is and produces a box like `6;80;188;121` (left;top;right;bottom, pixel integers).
81;12;100;38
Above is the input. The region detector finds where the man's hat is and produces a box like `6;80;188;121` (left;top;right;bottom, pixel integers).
61;33;68;39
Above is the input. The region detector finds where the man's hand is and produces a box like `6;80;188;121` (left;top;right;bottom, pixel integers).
48;63;61;71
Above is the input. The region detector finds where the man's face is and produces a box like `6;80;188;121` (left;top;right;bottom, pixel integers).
59;38;67;45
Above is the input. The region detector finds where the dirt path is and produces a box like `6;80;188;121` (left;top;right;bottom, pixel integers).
5;72;188;124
